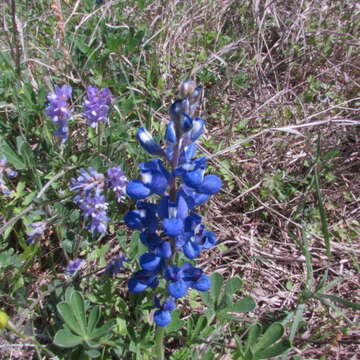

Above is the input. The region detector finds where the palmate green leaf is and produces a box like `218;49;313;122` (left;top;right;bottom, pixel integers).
252;323;284;354
253;339;291;359
70;291;87;337
53;328;82;348
57;302;82;336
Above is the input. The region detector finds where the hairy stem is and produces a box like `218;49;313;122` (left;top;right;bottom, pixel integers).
154;326;165;360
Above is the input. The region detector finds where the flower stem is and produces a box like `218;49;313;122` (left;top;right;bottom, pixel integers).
154;326;165;360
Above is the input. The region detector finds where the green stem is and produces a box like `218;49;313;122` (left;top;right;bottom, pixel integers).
154;326;165;360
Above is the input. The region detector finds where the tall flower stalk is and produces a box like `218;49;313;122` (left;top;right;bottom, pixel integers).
125;81;222;331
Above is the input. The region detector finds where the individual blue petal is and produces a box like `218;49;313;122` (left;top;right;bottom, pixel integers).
194;193;210;206
165;121;176;143
202;230;217;249
184;213;202;232
190;117;205;141
163;218;184;237
176;194;189;220
142;170;168;195
126;180;152;200
124;210;144;230
140;231;162;248
198;175;222;194
164;265;181;281
157;196;170;220
192;274;211;292
154;310;172;327
137;127;165;156
137;202;159;232
168;280;188;298
181;143;197;163
179;113;193;133
140;253;162;272
169;99;188;122
183;240;201;259
183;169;204;188
128;270;159;293
156;241;172;259
163;297;176;311
128;278;148;293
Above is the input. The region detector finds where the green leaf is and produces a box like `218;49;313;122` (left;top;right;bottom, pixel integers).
90;320;115;340
317;293;360;311
225;296;256;313
252;323;284;353
225;277;243;297
246;324;262;349
85;349;101;358
201;289;213;308
165;310;184;334
254;339;291;359
57;302;82;336
210;272;223;307
70;292;87;337
54;328;82;348
0;138;26;169
87;306;101;335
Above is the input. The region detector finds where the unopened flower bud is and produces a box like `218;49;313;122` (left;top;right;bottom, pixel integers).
179;80;197;98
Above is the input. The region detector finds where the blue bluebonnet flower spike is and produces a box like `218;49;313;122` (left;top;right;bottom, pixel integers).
125;80;222;327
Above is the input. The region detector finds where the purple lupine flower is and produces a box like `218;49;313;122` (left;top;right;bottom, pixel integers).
105;255;128;277
26;221;47;244
65;258;84;275
78;188;109;236
46;85;72;143
0;157;17;195
107;166;128;202
70;168;105;198
83;86;114;128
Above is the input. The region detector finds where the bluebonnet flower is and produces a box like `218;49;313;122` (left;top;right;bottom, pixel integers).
125;81;221;326
154;297;176;327
26;221;47;244
65;258;84;275
105;255;128;277
107;166;128;202
83;86;114;128
46;85;72;143
0;157;17;195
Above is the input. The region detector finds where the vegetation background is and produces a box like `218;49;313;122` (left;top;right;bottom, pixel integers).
0;0;359;359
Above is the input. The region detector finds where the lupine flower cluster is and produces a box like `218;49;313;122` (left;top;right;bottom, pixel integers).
124;81;222;327
70;166;127;236
26;221;47;244
46;85;114;142
46;85;72;144
83;86;114;128
65;258;84;275
0;157;17;195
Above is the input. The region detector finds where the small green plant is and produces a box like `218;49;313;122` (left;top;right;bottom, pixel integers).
54;288;116;358
233;322;291;360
